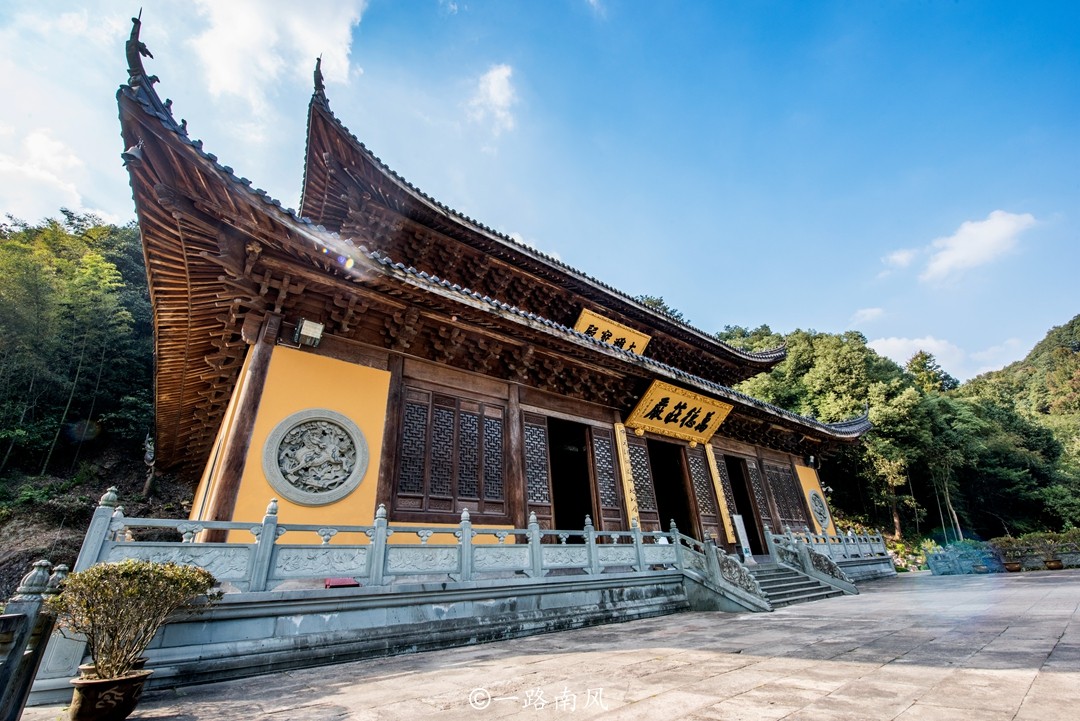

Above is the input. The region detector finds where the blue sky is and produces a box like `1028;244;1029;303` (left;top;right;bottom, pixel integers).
1;1;1077;380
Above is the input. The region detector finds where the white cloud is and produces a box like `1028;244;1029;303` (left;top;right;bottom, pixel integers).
969;338;1026;376
188;0;365;117
883;248;916;268
468;64;517;136
509;231;561;261
851;307;884;325
586;0;607;18
920;210;1037;283
0;129;121;223
869;336;965;375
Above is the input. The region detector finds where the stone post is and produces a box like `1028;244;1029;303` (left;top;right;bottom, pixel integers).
1;560;62;721
669;520;683;570
704;539;724;586
584;515;599;575
249;499;279;592
369;505;390;586
72;487;119;573
457;509;474;582
631;518;645;572
527;512;543;578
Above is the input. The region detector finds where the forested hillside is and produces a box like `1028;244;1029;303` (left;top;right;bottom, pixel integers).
0;214;186;597
717;318;1080;541
1;216;1077;596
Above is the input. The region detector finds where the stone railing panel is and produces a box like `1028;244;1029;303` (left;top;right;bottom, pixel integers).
271;545;370;580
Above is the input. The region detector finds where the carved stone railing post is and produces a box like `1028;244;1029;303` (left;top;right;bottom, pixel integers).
631;518;644;572
796;537;813;574
527;512;543;577
669;520;684;570
2;561;65;721
584;516;599;575
249;499;279;592
369;504;390;586
457;509;474;582
704;539;723;586
72;487;119;573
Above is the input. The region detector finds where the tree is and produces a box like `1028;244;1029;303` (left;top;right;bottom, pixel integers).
634;295;687;323
905;350;959;394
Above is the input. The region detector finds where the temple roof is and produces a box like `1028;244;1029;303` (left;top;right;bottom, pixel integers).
117;19;870;473
298;72;789;383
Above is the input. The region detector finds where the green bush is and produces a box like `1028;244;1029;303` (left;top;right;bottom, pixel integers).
46;559;218;679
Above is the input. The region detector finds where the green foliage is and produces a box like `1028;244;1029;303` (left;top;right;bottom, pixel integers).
46;560;218;679
724;317;1080;541
0;214;151;479
634;294;687;323
906;351;959;393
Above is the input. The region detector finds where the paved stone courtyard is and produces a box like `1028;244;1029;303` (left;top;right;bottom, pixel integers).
23;569;1080;720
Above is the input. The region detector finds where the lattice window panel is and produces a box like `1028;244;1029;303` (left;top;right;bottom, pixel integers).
628;442;658;512
457;412;480;499
398;402;428;494
483;416;504;500
592;431;619;510
716;454;738;516
747;461;771;522
524;422;551;504
394;387;506;517
430;405;454;497
687;448;716;516
765;463;807;529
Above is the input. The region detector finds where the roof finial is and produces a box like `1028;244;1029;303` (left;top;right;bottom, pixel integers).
126;9;153;87
313;55;326;98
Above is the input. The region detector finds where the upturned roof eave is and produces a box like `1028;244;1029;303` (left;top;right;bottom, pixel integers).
299;91;789;372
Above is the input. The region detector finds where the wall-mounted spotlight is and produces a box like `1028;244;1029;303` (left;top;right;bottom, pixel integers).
294;319;324;347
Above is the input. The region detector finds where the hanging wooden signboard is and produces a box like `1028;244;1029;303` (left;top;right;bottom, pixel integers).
625;380;733;444
572;308;651;355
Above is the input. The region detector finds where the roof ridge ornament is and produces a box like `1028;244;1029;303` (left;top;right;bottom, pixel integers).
313;55;326;99
122;12;181;131
126;10;153;87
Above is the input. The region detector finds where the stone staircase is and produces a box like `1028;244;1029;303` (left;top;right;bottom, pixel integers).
749;563;844;608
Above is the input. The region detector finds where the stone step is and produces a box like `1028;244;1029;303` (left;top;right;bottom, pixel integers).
748;564;843;608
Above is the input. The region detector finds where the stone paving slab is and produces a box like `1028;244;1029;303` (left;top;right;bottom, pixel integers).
22;569;1080;720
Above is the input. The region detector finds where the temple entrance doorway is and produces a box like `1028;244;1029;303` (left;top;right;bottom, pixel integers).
646;439;697;540
725;456;766;555
548;418;595;536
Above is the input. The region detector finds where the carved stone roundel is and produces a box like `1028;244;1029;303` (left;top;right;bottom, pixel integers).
263;409;368;506
809;489;831;532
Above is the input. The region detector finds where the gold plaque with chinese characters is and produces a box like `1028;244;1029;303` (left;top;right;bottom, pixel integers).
573;309;650;355
625;381;733;444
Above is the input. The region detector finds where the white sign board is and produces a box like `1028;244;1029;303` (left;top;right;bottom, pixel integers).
732;514;756;565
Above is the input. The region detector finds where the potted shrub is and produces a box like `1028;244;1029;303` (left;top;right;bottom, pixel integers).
1021;531;1063;570
990;536;1024;572
46;559;218;721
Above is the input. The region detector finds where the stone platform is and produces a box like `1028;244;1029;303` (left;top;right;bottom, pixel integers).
23;569;1080;720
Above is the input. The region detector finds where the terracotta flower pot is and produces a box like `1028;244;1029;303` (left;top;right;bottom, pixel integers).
1004;561;1022;572
69;669;152;721
1044;559;1064;570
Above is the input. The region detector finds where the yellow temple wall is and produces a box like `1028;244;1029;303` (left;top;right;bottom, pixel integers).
795;463;831;534
227;345;390;527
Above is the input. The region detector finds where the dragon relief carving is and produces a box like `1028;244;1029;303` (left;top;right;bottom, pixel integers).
277;420;356;493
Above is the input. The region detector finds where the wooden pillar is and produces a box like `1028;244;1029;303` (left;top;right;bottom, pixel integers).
204;314;280;540
506;384;526;527
375;352;404;516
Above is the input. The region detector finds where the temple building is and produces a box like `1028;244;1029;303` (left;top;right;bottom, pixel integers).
118;21;870;559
